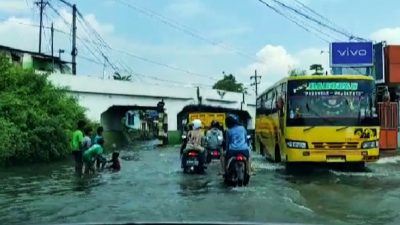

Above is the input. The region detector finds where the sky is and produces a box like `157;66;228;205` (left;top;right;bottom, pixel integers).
0;0;400;91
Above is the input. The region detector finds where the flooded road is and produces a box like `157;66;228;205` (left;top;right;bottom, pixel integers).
1;141;400;225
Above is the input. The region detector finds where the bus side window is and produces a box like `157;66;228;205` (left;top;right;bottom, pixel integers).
265;91;273;115
271;89;277;114
256;97;262;109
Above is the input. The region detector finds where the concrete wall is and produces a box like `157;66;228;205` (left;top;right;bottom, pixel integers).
48;74;256;131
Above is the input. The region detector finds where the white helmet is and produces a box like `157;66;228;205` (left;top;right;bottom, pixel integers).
192;119;202;129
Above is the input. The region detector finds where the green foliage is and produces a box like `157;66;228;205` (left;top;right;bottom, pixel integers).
0;55;88;167
310;64;324;75
113;72;132;81
212;71;244;93
289;68;307;76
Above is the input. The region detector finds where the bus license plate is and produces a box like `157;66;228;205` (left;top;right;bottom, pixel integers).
326;156;346;163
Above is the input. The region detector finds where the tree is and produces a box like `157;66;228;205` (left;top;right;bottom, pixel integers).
212;71;244;93
113;72;132;81
0;55;91;167
310;64;324;75
289;68;307;76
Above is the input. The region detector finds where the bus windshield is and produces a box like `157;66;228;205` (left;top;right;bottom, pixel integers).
286;79;379;126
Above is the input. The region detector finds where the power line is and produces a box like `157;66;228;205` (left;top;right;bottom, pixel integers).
262;0;366;41
113;0;262;63
49;1;216;86
47;2;71;35
47;3;104;66
74;8;144;79
75;15;140;81
256;0;330;43
291;0;355;40
56;0;73;8
75;6;218;81
77;54;212;87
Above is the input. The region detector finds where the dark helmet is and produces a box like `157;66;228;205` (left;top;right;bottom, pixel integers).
211;120;220;128
225;114;239;129
188;123;194;131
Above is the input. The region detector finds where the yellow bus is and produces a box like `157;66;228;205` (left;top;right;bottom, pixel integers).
255;75;380;168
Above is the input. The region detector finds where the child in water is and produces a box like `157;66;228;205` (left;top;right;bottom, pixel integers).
107;152;121;171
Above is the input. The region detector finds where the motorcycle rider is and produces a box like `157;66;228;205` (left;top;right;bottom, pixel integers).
180;123;193;156
224;114;251;176
182;119;206;168
205;120;223;164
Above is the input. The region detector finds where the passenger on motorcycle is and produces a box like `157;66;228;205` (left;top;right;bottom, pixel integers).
224;114;251;175
182;119;206;168
180;123;193;156
205;120;224;164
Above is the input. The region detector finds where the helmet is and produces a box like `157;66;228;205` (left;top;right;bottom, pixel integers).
211;120;220;128
225;114;239;129
192;119;202;129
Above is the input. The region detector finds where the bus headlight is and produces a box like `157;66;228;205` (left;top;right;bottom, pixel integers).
286;140;308;149
362;140;379;149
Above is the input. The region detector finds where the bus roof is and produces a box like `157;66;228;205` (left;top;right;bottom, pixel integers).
258;74;374;98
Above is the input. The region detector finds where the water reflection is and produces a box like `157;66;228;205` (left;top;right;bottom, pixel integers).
177;175;212;196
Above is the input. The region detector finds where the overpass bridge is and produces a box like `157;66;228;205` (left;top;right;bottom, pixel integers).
48;74;256;142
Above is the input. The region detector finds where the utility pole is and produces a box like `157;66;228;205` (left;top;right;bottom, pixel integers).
51;23;54;72
54;0;77;74
250;70;261;97
35;0;48;54
71;4;77;75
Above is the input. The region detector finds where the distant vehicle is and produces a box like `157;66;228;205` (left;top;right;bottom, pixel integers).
188;112;226;131
255;74;380;169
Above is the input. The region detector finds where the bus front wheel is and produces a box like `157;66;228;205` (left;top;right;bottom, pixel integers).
259;141;266;157
274;145;281;163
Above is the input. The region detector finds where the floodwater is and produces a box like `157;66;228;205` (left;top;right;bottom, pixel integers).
1;141;400;225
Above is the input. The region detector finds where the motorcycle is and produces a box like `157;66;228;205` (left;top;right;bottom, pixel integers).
182;149;206;174
224;153;250;187
206;148;221;163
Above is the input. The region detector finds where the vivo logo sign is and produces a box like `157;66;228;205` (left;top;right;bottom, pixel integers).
330;42;373;67
338;48;368;56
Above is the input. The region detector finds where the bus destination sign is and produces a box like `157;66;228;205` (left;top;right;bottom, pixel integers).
292;81;364;97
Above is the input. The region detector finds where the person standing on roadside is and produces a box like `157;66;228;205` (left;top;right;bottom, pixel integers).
93;126;104;145
71;120;86;174
83;127;93;152
93;126;107;170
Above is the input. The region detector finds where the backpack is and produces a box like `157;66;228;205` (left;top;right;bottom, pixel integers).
206;129;222;149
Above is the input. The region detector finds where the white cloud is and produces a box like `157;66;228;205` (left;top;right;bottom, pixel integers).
242;45;298;89
240;45;329;90
0;0;29;13
370;27;400;44
55;9;114;36
294;48;329;73
0;17;38;51
165;0;206;17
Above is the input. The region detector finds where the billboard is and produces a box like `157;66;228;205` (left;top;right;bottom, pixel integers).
330;42;373;67
373;42;385;84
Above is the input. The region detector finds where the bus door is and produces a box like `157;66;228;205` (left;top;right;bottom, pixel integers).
378;102;398;151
